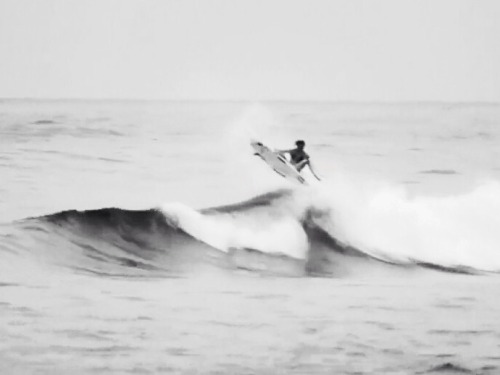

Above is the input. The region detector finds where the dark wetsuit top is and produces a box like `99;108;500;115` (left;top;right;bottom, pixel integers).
289;149;309;165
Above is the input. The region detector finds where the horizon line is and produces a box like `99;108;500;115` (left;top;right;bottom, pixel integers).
1;97;499;105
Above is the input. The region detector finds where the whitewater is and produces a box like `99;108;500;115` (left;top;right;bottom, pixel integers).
1;100;500;374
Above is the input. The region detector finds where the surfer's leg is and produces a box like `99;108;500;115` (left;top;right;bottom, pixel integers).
295;160;309;172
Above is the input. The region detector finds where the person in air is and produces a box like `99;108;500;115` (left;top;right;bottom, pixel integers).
277;140;321;180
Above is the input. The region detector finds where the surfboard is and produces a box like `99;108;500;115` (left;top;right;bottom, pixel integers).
250;141;306;184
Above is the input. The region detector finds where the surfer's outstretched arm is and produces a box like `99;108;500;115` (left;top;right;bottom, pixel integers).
308;161;321;181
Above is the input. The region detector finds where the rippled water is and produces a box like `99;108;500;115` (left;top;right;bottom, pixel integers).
1;100;500;374
2;274;500;374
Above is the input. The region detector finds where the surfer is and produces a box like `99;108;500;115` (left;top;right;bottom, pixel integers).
277;140;321;180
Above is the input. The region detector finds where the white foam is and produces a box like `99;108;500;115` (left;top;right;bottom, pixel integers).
312;173;500;271
161;201;309;259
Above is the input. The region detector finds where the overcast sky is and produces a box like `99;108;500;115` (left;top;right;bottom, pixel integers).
1;0;499;101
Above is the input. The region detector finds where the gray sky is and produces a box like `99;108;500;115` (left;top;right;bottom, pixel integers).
1;0;499;101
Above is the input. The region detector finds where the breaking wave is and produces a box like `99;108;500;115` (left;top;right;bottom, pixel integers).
1;186;494;278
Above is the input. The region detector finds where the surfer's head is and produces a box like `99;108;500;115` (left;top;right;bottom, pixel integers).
295;140;305;149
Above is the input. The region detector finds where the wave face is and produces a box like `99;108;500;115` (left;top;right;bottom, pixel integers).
14;208;229;278
0;189;483;278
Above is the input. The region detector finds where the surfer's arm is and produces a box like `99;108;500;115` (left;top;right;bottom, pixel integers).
275;149;293;155
307;160;321;181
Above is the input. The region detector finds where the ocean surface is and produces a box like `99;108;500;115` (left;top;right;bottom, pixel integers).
1;100;500;374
